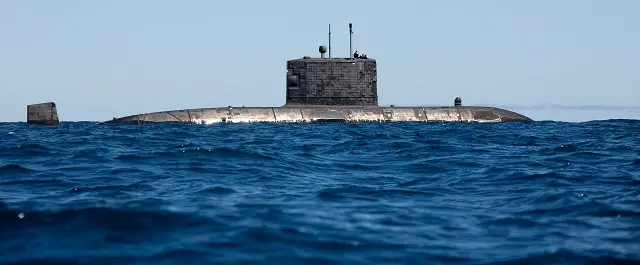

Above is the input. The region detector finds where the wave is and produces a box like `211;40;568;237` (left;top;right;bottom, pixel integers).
0;178;70;186
69;182;155;193
193;186;237;195
0;143;59;157
317;186;437;201
482;250;640;265
0;206;220;231
0;120;638;264
0;164;35;174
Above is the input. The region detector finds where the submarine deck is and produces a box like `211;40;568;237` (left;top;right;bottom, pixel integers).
103;106;532;125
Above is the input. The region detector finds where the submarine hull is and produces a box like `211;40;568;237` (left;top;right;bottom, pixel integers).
102;106;532;125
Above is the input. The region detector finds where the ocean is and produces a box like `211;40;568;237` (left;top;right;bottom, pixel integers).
1;120;638;265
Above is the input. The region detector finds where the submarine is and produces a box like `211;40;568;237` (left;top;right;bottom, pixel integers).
102;24;532;125
28;24;532;125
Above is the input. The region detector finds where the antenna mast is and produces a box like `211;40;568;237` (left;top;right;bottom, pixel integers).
328;24;332;58
349;23;353;58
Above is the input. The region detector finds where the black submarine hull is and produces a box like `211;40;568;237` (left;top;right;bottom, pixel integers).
102;106;532;125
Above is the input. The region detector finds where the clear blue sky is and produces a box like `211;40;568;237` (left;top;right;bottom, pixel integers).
1;0;638;122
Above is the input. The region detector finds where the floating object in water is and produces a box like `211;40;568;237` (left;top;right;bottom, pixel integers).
26;102;59;126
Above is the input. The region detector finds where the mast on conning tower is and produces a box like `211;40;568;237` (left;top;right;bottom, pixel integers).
328;24;332;58
349;23;353;58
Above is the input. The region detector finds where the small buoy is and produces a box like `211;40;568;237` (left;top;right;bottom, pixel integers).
18;213;25;219
8;132;14;135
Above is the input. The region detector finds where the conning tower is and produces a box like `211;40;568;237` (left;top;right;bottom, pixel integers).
285;58;377;106
285;23;378;106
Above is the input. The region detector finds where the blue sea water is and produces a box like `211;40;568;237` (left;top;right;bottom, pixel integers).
0;120;638;265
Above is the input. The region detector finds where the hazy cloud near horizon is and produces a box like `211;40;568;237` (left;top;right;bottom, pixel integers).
1;0;638;122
